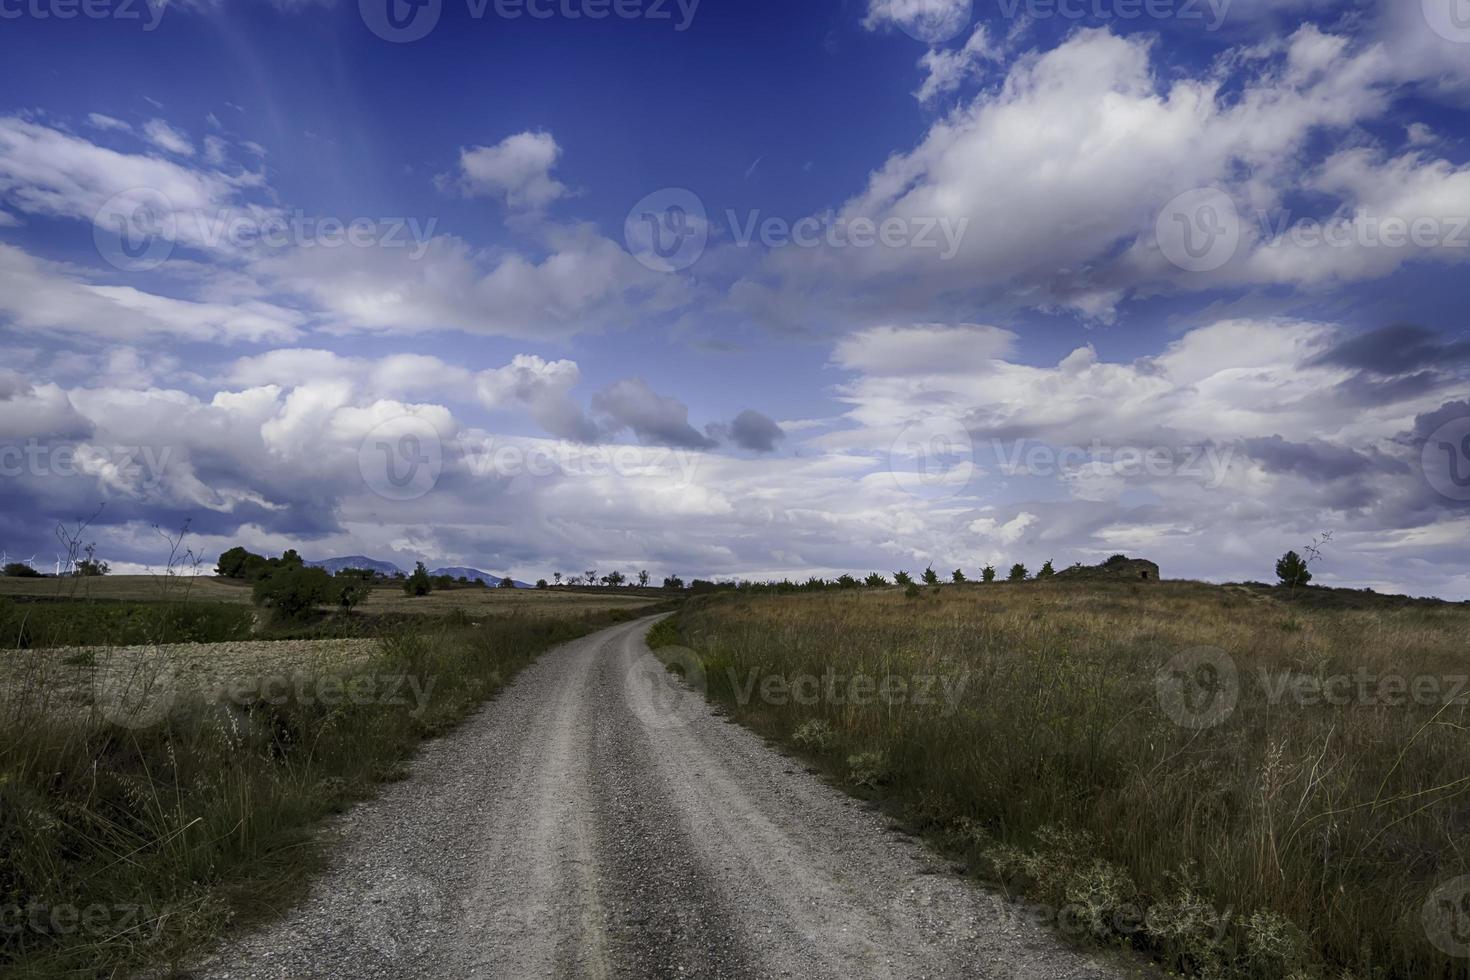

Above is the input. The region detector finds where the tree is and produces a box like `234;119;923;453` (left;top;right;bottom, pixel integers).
253;565;331;620
3;562;41;578
637;569;650;588
663;575;685;590
333;575;371;615
404;562;432;597
553;572;562;586
836;574;859;589
1038;560;1055;579
216;546;269;579
894;570;914;586
1276;550;1312;588
604;570;627;587
922;566;940;586
498;575;518;589
536;579;549;589
280;549;304;569
75;557;110;576
981;565;996;583
865;572;887;588
585;570;598;587
951;568;966;584
1008;563;1029;582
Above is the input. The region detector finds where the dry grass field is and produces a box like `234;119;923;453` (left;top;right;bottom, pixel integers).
660;581;1470;980
0;575;661;618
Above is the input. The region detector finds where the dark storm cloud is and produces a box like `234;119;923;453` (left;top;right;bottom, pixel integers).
706;410;785;453
1309;325;1470;376
1242;435;1381;481
591;378;717;450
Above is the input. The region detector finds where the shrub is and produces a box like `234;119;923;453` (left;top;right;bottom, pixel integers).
333;575;372;614
536;579;549;589
981;565;996;583
403;562;432;597
1038;559;1055;579
922;566;940;586
951;568;967;584
894;570;914;586
3;562;41;578
792;719;837;752
865;573;887;587
904;583;921;599
1008;563;1028;582
497;575;517;589
253;565;332;620
1276;550;1312;588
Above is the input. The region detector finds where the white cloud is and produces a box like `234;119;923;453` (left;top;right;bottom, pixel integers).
0;243;302;343
443;131;569;211
915;25;995;103
143;119;195;157
86;113;132;133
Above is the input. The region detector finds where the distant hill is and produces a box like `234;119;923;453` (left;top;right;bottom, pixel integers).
308;556;403;577
431;567;531;589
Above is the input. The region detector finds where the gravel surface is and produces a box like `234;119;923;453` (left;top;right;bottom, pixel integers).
190;616;1126;979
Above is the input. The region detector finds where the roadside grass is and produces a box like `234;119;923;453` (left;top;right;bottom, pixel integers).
658;582;1470;980
0;605;667;978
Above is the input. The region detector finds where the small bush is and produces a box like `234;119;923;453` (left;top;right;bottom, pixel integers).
252;565;332;621
792;719;837;752
847;750;890;790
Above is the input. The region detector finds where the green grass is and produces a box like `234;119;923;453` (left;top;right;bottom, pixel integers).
0;599;257;649
0;604;670;978
657;583;1470;980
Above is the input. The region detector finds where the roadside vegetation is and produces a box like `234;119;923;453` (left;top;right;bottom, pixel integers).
1;536;674;978
655;581;1470;980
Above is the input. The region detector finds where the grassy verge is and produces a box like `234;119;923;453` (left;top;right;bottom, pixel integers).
1;604;668;978
655;583;1470;980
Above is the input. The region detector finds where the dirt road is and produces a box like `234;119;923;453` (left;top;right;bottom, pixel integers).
195;616;1120;979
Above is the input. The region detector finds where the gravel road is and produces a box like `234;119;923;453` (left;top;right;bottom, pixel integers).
193;616;1123;980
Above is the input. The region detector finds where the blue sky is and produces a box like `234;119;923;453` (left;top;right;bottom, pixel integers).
1;0;1468;596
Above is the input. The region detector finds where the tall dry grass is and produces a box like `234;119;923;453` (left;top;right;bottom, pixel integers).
665;582;1470;979
1;608;654;978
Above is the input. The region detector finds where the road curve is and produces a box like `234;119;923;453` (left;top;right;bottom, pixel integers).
193;616;1121;980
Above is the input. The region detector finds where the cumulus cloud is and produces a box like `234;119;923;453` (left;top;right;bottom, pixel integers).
732;24;1470;326
442;131;569;211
